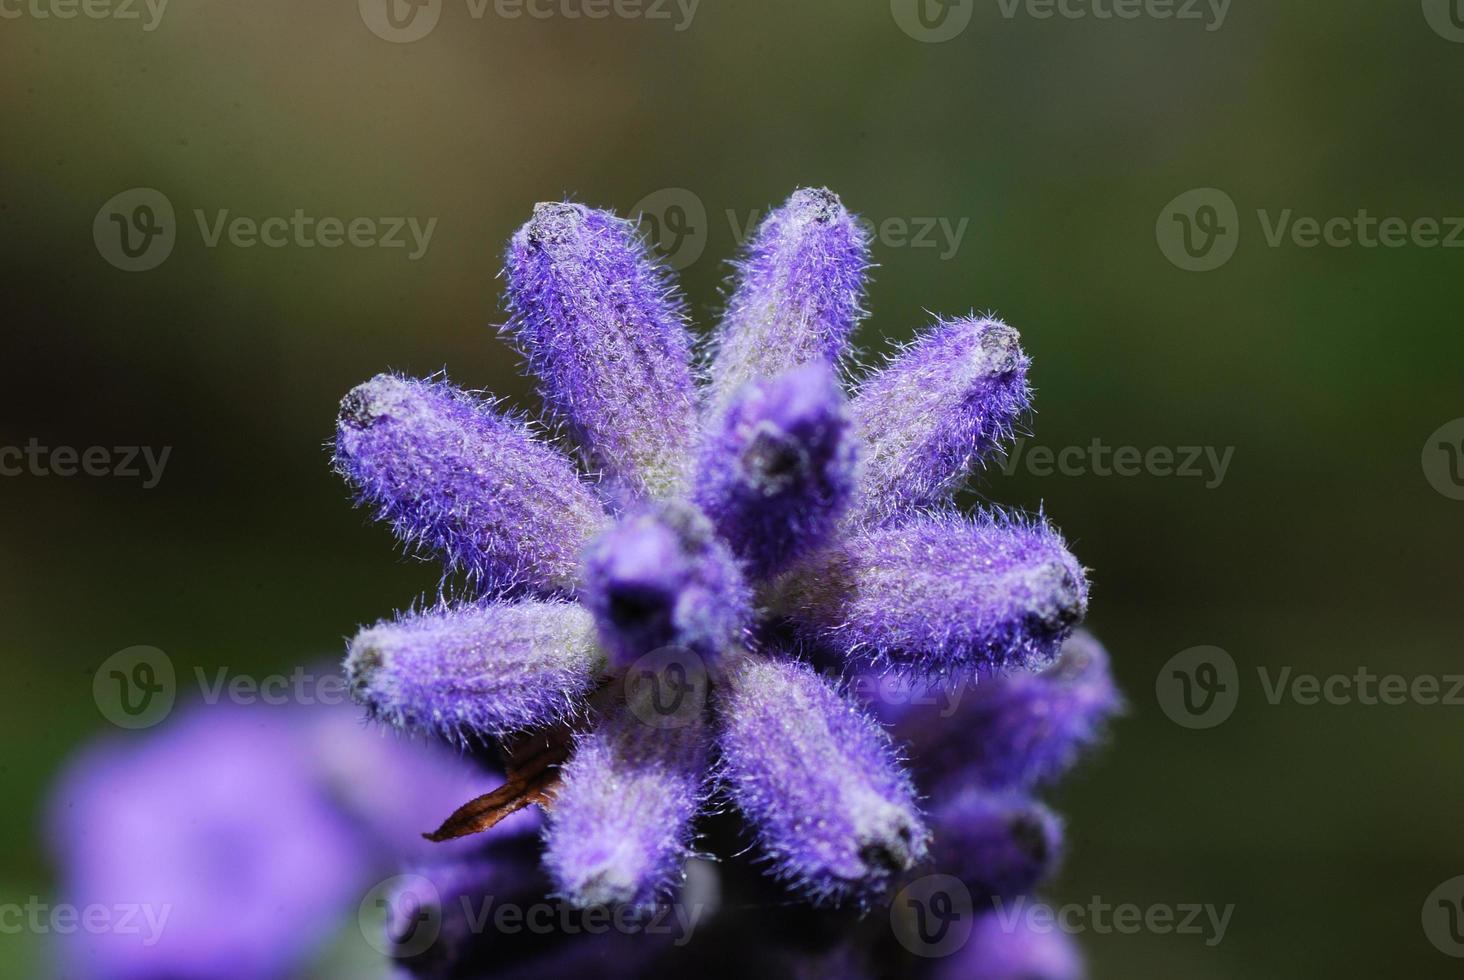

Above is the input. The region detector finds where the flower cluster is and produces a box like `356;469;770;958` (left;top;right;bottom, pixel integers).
327;188;1119;974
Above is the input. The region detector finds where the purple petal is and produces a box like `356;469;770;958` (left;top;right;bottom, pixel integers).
581;503;750;669
848;316;1030;525
782;510;1087;674
708;187;869;411
334;374;607;594
716;654;928;905
694;362;858;579
345;601;604;744
542;669;710;910
930;907;1086;980
504;202;698;499
895;630;1121;793
928;788;1063;902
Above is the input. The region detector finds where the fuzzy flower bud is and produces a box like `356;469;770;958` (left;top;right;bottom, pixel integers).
898;629;1121;793
708;187;869;411
783;511;1087;673
345;602;604;745
694;362;857;579
849;316;1030;525
334;374;607;594
505;202;698;499
717;655;929;905
581;503;750;669
543;668;710;910
928;789;1063;902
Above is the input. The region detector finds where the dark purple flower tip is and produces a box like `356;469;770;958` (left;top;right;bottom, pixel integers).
927;907;1086;980
504;202;698;499
782;510;1087;674
543;673;709;911
333;373;608;595
849;316;1032;526
694;362;858;580
928;789;1063;903
717;655;930;906
581;502;750;669
708;187;870;412
897;630;1122;794
344;601;605;745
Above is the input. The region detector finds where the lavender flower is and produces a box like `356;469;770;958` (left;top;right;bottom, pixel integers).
695;362;857;579
929;906;1087;980
505;202;699;500
707;187;869;412
848;315;1031;526
45;699;495;980
892;629;1122;794
781;510;1087;673
926;788;1063;902
334;374;607;594
331;188;1109;928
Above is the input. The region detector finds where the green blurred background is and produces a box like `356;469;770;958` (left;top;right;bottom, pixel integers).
3;0;1462;975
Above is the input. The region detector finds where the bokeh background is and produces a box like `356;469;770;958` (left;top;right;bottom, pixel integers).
3;0;1462;975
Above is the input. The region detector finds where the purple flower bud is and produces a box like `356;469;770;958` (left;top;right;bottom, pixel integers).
542;670;710;910
783;511;1087;674
694;362;857;579
848;317;1030;526
345;602;604;745
898;630;1121;793
717;655;928;905
930;907;1086;980
505;202;698;499
581;503;750;669
928;789;1063;902
334;374;607;594
708;188;869;411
